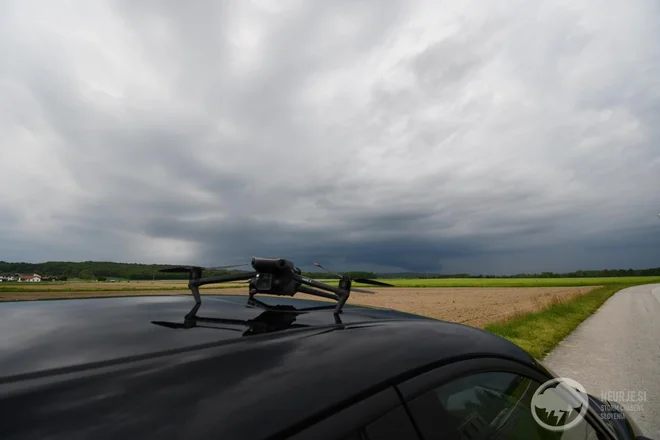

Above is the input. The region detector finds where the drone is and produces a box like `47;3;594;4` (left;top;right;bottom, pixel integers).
158;257;394;315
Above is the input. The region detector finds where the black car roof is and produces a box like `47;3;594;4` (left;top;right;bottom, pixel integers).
0;294;536;439
0;294;430;377
0;294;533;376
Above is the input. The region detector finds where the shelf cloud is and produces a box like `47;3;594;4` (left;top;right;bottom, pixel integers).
1;0;659;273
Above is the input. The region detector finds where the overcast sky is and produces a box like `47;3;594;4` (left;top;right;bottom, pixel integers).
1;0;659;274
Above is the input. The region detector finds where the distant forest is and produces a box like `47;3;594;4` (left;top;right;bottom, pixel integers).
1;260;660;281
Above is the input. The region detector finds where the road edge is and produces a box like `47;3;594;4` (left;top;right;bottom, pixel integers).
484;283;636;359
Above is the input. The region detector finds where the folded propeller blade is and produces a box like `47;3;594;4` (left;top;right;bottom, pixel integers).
313;262;344;279
205;264;250;271
159;263;248;273
352;278;394;287
159;266;202;273
313;261;393;288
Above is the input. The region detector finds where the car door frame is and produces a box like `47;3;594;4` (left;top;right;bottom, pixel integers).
395;356;619;440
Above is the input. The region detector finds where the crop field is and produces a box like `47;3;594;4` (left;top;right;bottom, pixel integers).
1;277;651;360
0;278;614;328
367;276;660;287
2;277;657;328
2;276;658;293
296;286;601;328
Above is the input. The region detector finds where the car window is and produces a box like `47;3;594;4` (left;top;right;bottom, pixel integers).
406;371;603;440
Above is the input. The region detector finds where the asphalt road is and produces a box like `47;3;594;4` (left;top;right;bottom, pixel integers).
543;283;660;438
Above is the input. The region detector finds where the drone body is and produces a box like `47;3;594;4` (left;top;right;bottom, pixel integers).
159;256;393;315
250;258;300;296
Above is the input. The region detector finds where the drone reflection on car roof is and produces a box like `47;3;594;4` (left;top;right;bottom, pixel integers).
151;299;344;337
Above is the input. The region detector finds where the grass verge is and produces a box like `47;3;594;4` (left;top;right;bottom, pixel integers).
484;283;635;359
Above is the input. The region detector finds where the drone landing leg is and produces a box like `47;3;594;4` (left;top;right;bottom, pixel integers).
184;303;201;322
334;292;350;314
189;284;201;304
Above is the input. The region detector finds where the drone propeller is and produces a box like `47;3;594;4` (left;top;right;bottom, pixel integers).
206;264;251;271
159;263;249;273
312;262;343;279
313;262;394;291
351;278;394;287
159;266;199;273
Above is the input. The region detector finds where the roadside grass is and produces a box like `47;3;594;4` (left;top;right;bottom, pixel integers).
484;283;636;359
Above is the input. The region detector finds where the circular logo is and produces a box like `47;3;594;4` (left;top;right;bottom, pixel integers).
531;377;590;431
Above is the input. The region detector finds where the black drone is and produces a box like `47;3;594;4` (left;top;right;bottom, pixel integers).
159;257;394;315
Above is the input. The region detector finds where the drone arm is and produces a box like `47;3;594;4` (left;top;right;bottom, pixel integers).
296;284;340;301
293;273;346;296
293;274;353;314
191;271;257;287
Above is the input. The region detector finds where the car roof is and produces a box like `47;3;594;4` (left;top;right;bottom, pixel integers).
0;294;533;377
0;294;536;439
0;294;427;376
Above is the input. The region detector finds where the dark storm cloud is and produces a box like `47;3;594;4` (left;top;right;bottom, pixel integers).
144;213;484;270
1;0;659;273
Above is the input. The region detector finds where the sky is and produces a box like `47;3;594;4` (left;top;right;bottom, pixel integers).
1;0;659;274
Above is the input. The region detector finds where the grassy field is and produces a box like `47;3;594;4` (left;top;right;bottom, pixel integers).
485;283;634;359
1;276;659;292
372;276;660;288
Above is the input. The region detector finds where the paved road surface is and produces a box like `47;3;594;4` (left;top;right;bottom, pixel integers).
544;284;660;438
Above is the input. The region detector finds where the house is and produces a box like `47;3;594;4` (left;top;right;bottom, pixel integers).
18;274;41;282
0;273;19;282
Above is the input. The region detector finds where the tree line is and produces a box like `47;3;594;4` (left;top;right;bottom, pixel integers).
1;260;659;281
0;261;383;281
